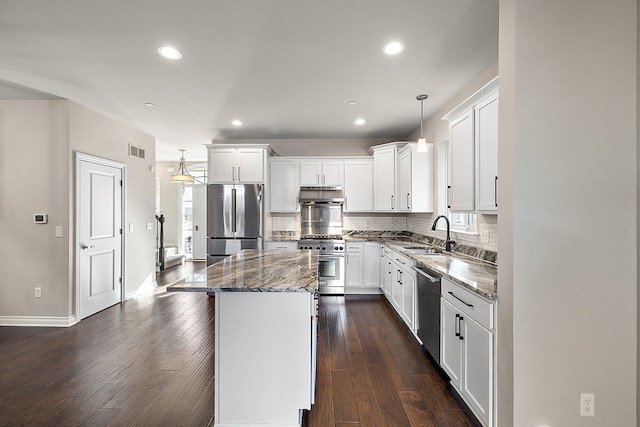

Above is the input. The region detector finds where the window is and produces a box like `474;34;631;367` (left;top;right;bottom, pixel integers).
436;139;478;234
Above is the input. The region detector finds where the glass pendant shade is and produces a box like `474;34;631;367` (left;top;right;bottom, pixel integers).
417;137;428;152
171;149;194;183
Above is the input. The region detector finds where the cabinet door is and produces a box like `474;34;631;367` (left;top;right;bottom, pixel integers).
449;110;475;211
475;92;499;212
345;252;363;288
398;149;412;212
344;160;373;212
300;162;321;186
462;314;493;426
391;265;402;312
400;268;416;330
441;299;462;389
321;161;344;186
237;149;264;183
269;161;299;212
209;149;236;183
373;147;396;211
363;242;380;288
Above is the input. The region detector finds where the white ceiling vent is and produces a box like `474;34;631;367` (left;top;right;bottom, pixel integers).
129;144;146;159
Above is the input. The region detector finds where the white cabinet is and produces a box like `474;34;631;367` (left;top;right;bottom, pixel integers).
442;77;499;213
381;245;393;298
344;159;373;212
475;91;499;212
392;251;416;331
397;143;434;213
345;241;380;291
372;145;397;212
440;277;494;427
345;242;364;288
269;159;299;212
448;110;475;211
208;146;267;184
300;161;344;186
265;241;298;250
363;242;380;288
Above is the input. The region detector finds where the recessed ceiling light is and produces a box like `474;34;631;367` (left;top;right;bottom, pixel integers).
145;102;155;107
348;101;357;105
383;41;405;55
157;46;183;60
231;119;243;126
355;118;366;126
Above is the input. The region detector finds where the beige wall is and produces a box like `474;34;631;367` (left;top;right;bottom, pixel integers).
0;100;156;323
499;1;637;425
155;161;184;247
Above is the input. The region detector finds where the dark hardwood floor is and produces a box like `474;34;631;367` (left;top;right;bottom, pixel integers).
0;262;479;427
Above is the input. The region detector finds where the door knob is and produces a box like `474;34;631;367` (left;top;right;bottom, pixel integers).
80;244;95;250
195;225;199;231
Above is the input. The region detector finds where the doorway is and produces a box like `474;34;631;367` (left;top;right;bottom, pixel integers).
75;153;125;320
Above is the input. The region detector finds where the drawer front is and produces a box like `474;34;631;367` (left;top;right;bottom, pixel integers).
442;278;494;330
346;242;364;253
381;245;393;259
392;251;414;269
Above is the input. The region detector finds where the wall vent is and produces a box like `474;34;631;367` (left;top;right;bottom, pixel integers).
129;144;146;159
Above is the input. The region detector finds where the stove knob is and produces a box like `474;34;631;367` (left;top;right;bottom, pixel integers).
339;246;344;250
299;246;304;250
321;246;326;251
334;246;339;250
316;246;321;250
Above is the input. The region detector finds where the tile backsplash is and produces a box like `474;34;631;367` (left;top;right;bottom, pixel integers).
267;212;498;252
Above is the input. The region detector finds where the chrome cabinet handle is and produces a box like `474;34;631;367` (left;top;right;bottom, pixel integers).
458;315;464;340
80;244;95;250
407;193;411;209
395;258;405;265
238;167;241;181
391;195;394;210
447;185;451;208
232;166;235;181
454;313;460;337
494;176;498;207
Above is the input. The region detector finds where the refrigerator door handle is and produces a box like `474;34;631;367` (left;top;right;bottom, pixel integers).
231;188;237;232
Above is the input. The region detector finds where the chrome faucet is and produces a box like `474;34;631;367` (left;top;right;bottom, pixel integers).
431;215;455;252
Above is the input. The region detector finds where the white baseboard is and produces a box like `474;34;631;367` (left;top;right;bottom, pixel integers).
0;315;78;327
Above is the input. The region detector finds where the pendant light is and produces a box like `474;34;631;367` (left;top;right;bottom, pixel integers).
416;94;428;152
171;149;194;183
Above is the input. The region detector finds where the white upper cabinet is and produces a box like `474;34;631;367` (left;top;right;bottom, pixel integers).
475;91;499;212
372;145;397;212
344;159;373;212
443;77;499;213
397;143;434;213
448;110;475;211
269;159;299;212
207;145;268;184
299;161;344;186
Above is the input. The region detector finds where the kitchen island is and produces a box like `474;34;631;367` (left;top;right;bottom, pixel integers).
168;249;319;427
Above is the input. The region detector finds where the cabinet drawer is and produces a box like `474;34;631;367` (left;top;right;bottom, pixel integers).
346;242;364;253
442;278;494;330
381;245;393;259
392;251;414;269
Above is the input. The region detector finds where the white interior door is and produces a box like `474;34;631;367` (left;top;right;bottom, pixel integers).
192;185;207;260
77;154;124;320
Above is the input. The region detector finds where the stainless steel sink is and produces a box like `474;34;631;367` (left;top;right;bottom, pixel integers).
404;247;442;255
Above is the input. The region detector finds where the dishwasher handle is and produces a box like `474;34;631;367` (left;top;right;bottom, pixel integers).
412;266;440;283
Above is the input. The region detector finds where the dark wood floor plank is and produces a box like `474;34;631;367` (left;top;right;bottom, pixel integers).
0;264;478;427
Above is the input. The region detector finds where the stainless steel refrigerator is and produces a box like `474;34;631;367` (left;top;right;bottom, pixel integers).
206;184;263;265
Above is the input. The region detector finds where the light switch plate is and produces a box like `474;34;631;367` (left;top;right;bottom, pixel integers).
55;226;63;238
129;223;134;232
146;222;153;230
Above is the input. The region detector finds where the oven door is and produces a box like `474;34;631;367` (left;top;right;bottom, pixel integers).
318;255;344;295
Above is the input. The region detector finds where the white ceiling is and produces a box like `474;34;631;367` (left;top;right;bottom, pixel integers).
0;0;498;161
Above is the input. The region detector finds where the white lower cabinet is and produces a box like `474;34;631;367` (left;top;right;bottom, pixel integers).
345;242;380;292
386;250;416;332
441;278;494;427
345;242;364;288
381;245;393;298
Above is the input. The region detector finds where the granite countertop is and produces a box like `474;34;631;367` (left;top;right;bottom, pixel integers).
167;249;319;293
266;230;497;300
385;240;497;300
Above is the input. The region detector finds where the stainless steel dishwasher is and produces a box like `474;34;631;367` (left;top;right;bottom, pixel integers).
413;265;441;364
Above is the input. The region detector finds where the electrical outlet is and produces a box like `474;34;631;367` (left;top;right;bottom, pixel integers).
580;393;594;416
35;287;42;298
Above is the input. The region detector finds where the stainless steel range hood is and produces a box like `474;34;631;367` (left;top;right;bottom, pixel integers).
298;186;344;204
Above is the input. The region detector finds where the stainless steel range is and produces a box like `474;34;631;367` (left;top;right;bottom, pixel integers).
299;238;345;295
